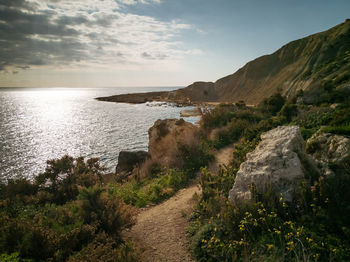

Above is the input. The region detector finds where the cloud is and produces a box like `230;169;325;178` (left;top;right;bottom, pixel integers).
119;0;162;5
0;0;201;72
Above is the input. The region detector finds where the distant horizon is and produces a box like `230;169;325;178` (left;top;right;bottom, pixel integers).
0;0;349;88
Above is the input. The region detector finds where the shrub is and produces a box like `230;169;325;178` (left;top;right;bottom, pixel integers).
78;186;136;240
67;233;137;262
0;252;32;262
278;103;298;122
0;156;137;262
201;104;237;130
300;127;318;140
258;93;286;115
189;152;350;262
179;142;214;174
34;155;104;204
321;125;350;135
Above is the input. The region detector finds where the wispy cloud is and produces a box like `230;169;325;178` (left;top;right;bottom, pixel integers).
0;0;201;73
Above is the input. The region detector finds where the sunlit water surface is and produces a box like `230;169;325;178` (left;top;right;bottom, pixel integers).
0;87;198;180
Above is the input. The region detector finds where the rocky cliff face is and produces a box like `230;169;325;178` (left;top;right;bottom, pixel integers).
148;118;199;168
173;19;350;105
115;118;199;180
228;126;318;204
97;20;350;105
115;151;150;181
98;19;350;104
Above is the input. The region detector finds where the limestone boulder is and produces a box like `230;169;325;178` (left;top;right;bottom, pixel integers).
307;132;350;166
306;132;350;176
148;118;199;168
229;126;317;204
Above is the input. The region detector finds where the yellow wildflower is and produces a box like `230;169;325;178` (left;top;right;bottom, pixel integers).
274;230;281;235
266;244;274;250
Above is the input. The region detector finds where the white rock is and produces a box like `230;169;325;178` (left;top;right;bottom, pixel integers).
306;132;350;177
307;132;350;165
229;126;312;204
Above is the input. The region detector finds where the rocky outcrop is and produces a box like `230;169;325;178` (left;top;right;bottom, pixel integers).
96;91;169;104
228;126;317;204
306;132;350;176
148;119;199;168
116;151;150;181
307;132;350;165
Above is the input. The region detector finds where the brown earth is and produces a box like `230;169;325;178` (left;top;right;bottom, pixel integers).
123;185;201;262
208;144;235;175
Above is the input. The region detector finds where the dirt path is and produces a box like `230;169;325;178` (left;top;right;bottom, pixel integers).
208;144;235;174
123;185;201;262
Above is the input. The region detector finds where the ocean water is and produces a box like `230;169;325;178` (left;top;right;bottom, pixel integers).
0;87;198;180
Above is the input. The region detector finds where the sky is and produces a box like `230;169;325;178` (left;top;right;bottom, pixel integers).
0;0;349;88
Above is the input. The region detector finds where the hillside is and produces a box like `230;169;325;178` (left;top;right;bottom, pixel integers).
97;19;350;105
211;18;350;104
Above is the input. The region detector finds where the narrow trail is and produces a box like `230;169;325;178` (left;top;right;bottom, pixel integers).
208;143;235;174
123;145;234;261
123;185;201;262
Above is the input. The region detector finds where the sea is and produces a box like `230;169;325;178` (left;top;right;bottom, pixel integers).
0;87;199;181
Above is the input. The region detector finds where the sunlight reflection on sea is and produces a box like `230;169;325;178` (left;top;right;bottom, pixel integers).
0;87;198;180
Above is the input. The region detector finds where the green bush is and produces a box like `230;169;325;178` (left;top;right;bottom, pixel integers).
321;125;350;135
300;127;318;140
0;156;136;262
34;155;103;204
189;148;350;261
110;167;199;208
258;93;286;115
67;233;137;262
201;104;237;130
179;141;214;173
0;252;32;262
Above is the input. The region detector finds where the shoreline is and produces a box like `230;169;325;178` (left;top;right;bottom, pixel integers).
95;90;223;107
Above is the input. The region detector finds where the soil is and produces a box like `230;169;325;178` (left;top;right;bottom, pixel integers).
123;185;201;262
122;144;234;261
208;144;235;174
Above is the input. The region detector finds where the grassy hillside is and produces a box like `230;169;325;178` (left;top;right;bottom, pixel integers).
176;19;350;105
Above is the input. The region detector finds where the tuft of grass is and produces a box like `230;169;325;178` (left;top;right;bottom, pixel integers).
321;125;350;135
109;169;196;208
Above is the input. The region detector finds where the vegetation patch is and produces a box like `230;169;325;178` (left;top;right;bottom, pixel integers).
0;156;137;262
189;90;350;261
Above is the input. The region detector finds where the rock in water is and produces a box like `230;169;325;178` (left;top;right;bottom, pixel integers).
228;126;315;204
116;151;150;181
148;118;199;168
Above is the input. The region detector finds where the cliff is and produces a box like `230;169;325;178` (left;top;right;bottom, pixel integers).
97;19;350;105
212;19;350;104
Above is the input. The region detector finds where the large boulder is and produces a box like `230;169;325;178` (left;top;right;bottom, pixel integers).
307;132;350;166
306;132;350;176
148;118;199;168
229;126;317;204
116;151;150;181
